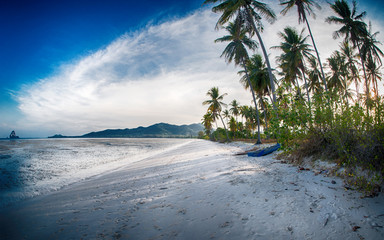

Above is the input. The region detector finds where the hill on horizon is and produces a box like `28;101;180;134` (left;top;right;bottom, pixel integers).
49;123;204;138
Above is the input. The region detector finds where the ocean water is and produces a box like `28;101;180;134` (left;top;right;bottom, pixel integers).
0;138;192;208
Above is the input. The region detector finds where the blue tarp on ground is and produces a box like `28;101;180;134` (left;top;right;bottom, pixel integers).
247;143;281;157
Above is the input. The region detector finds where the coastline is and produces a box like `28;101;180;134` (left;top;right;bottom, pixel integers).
1;139;383;239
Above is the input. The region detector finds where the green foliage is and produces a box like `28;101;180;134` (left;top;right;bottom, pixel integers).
205;0;384;195
269;91;384;193
198;131;206;139
211;128;229;143
267;91;311;149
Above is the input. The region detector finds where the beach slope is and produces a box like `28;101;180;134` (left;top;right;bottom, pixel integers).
1;140;383;239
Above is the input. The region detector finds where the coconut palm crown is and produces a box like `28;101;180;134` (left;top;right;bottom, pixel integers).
280;0;328;91
214;22;257;65
204;0;278;110
202;87;230;141
215;21;262;144
280;0;321;23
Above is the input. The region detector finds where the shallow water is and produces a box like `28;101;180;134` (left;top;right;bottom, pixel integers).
0;138;192;207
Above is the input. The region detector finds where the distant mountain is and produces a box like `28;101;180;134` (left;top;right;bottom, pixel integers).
48;134;70;138
50;123;204;138
82;123;204;138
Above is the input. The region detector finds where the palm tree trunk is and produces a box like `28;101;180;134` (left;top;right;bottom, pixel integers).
343;77;350;108
242;60;262;144
301;66;311;106
267;91;274;105
357;44;370;116
351;63;360;103
245;6;277;116
259;94;268;134
345;90;350;107
295;76;303;99
300;59;312;121
355;80;360;103
301;68;312;126
305;16;328;92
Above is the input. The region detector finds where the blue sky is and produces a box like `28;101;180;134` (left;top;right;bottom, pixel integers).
0;0;201;97
0;0;202;137
0;0;383;137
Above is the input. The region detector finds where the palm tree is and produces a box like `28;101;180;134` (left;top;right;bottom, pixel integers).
240;105;250;136
326;51;344;91
249;106;261;137
229;117;237;137
242;105;256;137
240;105;249;124
229;100;240;138
339;41;360;102
215;21;262;144
306;56;322;94
360;22;384;67
203;0;279;112
366;58;382;99
202;111;214;136
326;50;354;107
280;0;328;91
326;0;370;103
229;100;240;122
273;27;313;106
239;54;270;132
202;87;230;142
360;23;384;98
222;109;231;126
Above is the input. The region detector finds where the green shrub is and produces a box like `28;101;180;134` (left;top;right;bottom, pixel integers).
211;128;228;143
268;91;384;195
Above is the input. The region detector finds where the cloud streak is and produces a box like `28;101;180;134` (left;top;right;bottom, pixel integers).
16;10;245;136
14;3;384;137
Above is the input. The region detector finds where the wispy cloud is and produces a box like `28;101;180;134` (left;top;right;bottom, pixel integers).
13;3;384;137
16;10;246;136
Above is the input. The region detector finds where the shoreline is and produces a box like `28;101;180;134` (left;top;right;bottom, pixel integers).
0;138;194;209
1;140;383;239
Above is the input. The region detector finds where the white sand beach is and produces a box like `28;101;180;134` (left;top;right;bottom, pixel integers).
1;139;384;239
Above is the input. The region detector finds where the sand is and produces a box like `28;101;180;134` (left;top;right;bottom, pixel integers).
1;139;383;239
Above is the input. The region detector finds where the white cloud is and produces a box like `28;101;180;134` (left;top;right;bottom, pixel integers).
15;10;250;136
13;3;384;137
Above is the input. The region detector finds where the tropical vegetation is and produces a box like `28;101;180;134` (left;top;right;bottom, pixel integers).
201;0;384;195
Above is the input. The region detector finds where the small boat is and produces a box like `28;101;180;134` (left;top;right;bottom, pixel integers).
9;130;19;139
247;143;281;157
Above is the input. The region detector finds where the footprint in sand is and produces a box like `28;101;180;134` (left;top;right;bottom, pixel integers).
219;221;233;228
178;208;187;215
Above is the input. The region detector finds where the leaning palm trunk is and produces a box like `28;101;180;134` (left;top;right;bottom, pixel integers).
242;60;262;144
300;59;311;113
267;91;274;106
305;16;328;91
245;6;277;115
259;94;268;135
